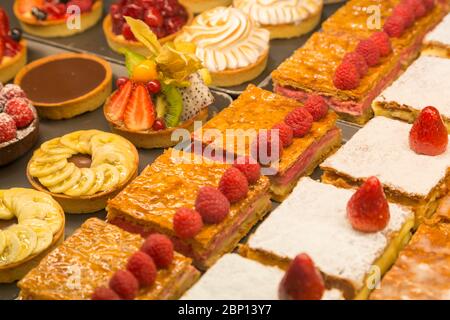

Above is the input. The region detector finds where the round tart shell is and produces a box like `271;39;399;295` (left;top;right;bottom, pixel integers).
0;40;27;84
179;0;232;14
14;53;113;120
13;0;103;38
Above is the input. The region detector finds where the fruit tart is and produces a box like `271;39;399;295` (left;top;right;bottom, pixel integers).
0;84;39;167
103;0;193;56
179;0;232;14
175;6;270;87
26;130;139;214
18;218;200;299
14;0;103;38
0;188;65;283
104;17;214;149
0;7;27;84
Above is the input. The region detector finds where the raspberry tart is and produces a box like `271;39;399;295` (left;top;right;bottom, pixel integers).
103;0;193;56
26;130;139;213
18;218;200;299
106;149;272;270
14;0;103;38
104;17;214;149
0;84;39;167
240;177;415;300
0;188;65;283
194;85;342;201
423;13;450;58
175;6;270;87
233;0;323;39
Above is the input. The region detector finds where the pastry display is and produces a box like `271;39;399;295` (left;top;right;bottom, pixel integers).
107;149;272;270
0;188;65;283
18;218;200;299
175;6;270;87
194;85;342;201
104;17;213;149
0;7;27;84
13;0;103;38
181;253;344;300
15;53;112;120
373;55;450;131
103;0;192;56
240;177;415;300
423;13;450;58
321;116;450;226
233;0;323;39
0;84;39;167
27;130;139;214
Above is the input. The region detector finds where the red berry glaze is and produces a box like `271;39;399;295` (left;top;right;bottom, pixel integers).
195;186;230;224
303;95;328;121
173;207;203;239
92;286;121;300
219;167;249;204
5;98;34;128
285;107;313;137
342;51;368;77
355;39;380;67
370;32;392;57
126;251;157;287
272;122;294;148
333;62;360;90
109;270;139;300
141;233;174;268
144;7;164;27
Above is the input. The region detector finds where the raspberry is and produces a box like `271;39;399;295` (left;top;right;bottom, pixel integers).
355;39;380;67
405;0;426;18
109;270;139;300
0;113;17;143
342;51;368;77
233;156;261;184
370;32;392;57
384;15;406;38
92;286;121;300
0;84;25;100
303;95;328;121
422;0;436;12
126;251;157;287
271;123;293;148
333;62;360;90
219;167;249;203
5;98;34;128
250;130;283;163
141;234;174;268
393;3;415;28
195;186;230;224
173;207;203;239
285;107;313;137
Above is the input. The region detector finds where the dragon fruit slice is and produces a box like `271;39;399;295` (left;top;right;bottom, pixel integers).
180;73;214;122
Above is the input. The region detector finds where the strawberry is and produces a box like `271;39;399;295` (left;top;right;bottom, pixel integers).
124;84;155;131
355;39;380;67
347;177;390;233
342;51;368;77
173;207;203;239
106;80;133;122
92;287;121;300
393;3;415;28
279;254;325;300
126;251;157;287
219;167;249;203
384;15;405;38
195;186;230;224
0;7;10;37
285;107;313;137
303;95;328;121
233;156;261;184
409;106;448;156
333;62;360;90
141;234;174;269
370;32;392;57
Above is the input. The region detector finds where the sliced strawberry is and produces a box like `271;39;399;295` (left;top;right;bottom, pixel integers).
106;80;133;122
0;7;10;37
124;84;155;131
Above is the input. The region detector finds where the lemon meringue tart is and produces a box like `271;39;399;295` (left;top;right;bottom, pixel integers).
15;53;112;120
27;130;139;214
233;0;323;39
179;0;232;14
176;6;270;87
0;188;65;283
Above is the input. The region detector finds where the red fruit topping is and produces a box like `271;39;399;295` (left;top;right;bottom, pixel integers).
251;130;284;162
355;39;380;67
384;15;406;38
92;286;121;300
0;38;4;63
152;118;166;131
303;95;328;121
195;186;230;224
3;37;21;57
146;79;162;94
342;51;368;77
393;3;415;28
272;122;294;148
370;31;392;57
405;0;426;18
111;12;125;35
122;23;136;41
218;167;249;204
109;270;139;300
409;106;448;156
422;0;436;12
347;177;390;233
144;7;163;28
0;113;17;143
173;207;203;239
122;3;144;19
165;15;186;34
124;84;156;131
0;7;10;37
279;254;325;300
285;107;313;137
233;156;261;184
116;76;129;88
0;84;25;100
126;251;157;287
333;61;360;90
44;3;66;19
106;80;133;122
141;233;174;269
5;98;34;128
67;0;93;13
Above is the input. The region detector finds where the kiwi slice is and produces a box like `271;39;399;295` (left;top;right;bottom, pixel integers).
162;84;183;128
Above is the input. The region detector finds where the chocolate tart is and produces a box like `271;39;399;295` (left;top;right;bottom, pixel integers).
13;0;103;38
0;40;27;84
14;53;112;120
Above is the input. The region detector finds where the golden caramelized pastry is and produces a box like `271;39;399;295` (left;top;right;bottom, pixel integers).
18;218;200;300
107;149;272;270
27;130;139;214
0;188;64;283
179;0;232;14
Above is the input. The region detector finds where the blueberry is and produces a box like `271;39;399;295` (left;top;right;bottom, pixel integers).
10;28;22;42
31;7;47;21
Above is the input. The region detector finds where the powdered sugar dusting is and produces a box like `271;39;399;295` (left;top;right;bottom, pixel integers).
425;13;450;46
